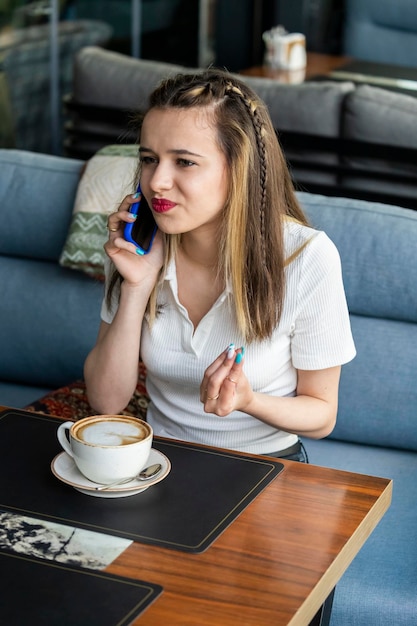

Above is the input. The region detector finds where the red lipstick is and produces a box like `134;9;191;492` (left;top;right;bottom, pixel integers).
151;198;177;213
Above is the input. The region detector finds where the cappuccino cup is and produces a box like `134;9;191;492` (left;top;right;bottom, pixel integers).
57;415;153;485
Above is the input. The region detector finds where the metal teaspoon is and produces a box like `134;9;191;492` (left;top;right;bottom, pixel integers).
95;463;162;491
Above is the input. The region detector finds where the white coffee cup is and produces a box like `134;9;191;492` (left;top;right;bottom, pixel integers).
57;415;153;485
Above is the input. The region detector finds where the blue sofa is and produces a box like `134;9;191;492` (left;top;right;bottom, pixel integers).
343;0;417;67
0;148;416;625
300;192;417;626
0;149;100;408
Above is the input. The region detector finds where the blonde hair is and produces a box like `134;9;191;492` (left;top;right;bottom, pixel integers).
108;69;309;342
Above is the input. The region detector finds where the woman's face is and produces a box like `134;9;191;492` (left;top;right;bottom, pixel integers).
139;107;229;238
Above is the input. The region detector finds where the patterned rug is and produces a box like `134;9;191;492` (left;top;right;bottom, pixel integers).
25;363;149;421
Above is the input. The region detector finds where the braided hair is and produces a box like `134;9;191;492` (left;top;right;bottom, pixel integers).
115;69;309;342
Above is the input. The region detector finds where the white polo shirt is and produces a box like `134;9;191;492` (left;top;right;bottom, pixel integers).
101;220;356;454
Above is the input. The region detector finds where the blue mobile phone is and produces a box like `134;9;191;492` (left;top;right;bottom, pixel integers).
124;184;157;255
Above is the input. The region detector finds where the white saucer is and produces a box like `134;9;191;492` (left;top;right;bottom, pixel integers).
51;448;171;498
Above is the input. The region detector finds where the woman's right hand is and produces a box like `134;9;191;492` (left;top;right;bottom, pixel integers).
104;193;164;286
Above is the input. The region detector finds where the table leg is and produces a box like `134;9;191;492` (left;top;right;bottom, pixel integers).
309;588;335;626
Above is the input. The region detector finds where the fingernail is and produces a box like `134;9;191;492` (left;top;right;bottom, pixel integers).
235;352;243;364
136;248;145;255
227;343;235;359
133;192;140;199
240;346;245;355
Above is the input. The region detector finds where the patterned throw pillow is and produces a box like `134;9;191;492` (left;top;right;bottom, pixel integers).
25;363;149;421
59;144;138;279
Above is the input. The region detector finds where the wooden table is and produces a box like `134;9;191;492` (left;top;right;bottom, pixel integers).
107;447;390;623
1;407;391;625
240;52;351;84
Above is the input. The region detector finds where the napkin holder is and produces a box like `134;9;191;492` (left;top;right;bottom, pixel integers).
263;26;307;71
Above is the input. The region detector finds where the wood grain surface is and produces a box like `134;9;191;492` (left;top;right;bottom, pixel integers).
1;407;391;625
107;449;391;625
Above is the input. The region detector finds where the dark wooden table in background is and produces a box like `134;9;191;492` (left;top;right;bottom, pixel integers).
240;52;351;83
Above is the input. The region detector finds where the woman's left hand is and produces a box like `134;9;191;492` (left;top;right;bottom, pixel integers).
200;347;253;416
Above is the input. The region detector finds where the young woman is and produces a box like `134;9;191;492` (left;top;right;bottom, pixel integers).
84;69;355;462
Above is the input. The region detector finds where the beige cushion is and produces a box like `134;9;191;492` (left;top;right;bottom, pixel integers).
59;144;138;278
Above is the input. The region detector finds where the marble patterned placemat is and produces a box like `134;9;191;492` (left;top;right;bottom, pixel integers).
0;510;131;570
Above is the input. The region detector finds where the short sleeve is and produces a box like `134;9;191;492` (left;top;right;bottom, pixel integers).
290;231;356;370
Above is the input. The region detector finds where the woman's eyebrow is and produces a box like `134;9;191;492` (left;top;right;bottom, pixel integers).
139;146;204;158
138;146;153;154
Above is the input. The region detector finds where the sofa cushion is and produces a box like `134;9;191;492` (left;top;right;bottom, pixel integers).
343;0;417;66
0;257;102;389
342;84;417;150
298;192;417;322
341;84;417;199
0;382;54;410
241;77;354;137
0;150;84;261
242;76;354;187
59;144;138;278
336;315;417;450
73;46;191;110
299;193;417;451
305;437;417;626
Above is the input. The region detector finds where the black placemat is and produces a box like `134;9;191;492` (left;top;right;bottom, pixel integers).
0;409;284;553
0;550;162;626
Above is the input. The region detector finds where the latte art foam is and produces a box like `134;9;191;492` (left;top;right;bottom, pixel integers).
77;419;147;446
